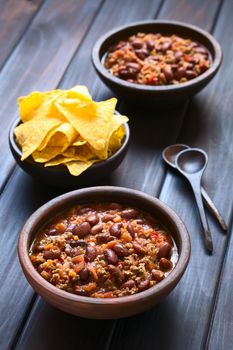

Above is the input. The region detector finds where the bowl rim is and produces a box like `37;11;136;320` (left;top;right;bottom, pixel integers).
9;115;130;174
92;19;222;92
18;186;191;306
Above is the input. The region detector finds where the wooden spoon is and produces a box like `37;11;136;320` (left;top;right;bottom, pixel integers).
175;148;213;253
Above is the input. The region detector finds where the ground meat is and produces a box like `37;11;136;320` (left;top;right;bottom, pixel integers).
30;202;178;298
104;32;211;86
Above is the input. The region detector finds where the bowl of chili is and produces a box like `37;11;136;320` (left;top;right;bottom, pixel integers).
92;20;222;106
18;186;190;319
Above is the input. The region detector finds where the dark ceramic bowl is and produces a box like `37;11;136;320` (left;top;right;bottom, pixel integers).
9;117;130;188
92;20;222;106
18;186;190;319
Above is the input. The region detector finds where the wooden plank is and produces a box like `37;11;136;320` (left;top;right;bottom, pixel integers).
0;0;44;69
0;1;105;347
15;298;116;350
107;0;232;350
0;0;164;349
207;226;233;350
160;0;222;31
0;0;103;192
198;0;233;348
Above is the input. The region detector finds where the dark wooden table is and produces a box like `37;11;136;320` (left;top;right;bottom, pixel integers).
1;0;233;349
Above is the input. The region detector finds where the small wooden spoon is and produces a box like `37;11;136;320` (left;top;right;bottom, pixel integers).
162;144;227;232
175;148;213;253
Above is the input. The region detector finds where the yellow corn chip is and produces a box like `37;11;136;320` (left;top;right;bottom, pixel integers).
15;85;128;176
14;117;62;160
32;122;78;162
55;98;117;153
65;160;95;176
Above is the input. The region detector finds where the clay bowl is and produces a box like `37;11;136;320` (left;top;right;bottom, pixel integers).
9;116;130;188
18;186;190;319
92;20;222;107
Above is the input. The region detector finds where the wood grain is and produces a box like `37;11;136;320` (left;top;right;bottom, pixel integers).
0;0;103;192
0;0;44;69
108;0;231;349
0;0;232;350
15;298;116;350
0;0;164;349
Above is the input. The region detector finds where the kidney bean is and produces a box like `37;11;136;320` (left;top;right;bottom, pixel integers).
108;203;123;210
71;247;80;257
78;207;92;214
185;70;197;79
110;223;122;237
152;269;164;282
131;39;143;49
79;268;89;281
111;41;127;51
158;243;172;259
127;222;135;238
118;69;137;80
175;67;186;80
150;55;160;61
133;242;146;255
138;279;150;292
121;208;138;219
135;49;149;60
159;258;173;271
91;223;103;235
72;222;91;238
136;219;144;224
162;41;171;52
96;234;115;244
86;214;99;226
175;50;183;61
85;245;97;262
104;249;118;265
126;62;141;72
66;223;76;232
146;39;155;51
171;64;179;71
112;243;128;257
108;265;124;281
102;214;115;222
155;43;162;51
163;66;174;81
33;244;44;252
74;286;89;296
186;63;194;69
70;239;87;247
65;245;72;256
121;279;135;289
46;228;57;236
195;47;208;55
43;249;61;260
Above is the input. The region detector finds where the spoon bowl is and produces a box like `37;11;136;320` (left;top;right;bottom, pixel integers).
162;144;227;232
175;148;213;252
162;144;189;168
176;149;208;175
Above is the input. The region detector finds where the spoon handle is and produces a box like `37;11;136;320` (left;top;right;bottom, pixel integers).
201;186;228;232
191;180;213;253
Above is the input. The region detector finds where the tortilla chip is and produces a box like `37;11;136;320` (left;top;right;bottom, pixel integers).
14;117;62;160
15;85;129;176
55;98;117;153
32;122;78;162
18;90;64;123
65;160;95;176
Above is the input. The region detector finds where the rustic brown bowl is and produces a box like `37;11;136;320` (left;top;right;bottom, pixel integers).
92;20;222;106
9;116;129;188
18;186;190;319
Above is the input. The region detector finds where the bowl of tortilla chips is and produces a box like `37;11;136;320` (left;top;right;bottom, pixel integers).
9;85;130;187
